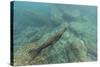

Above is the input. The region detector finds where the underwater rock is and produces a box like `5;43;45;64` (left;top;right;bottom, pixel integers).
61;9;81;23
70;22;84;33
62;13;77;22
14;43;38;66
14;43;48;66
68;25;83;39
67;38;88;62
26;26;51;43
69;21;92;39
50;7;64;26
82;38;97;61
56;6;81;22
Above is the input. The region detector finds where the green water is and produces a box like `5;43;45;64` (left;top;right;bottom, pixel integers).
12;1;97;66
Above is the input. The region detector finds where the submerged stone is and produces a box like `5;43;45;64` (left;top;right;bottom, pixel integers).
67;38;88;62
